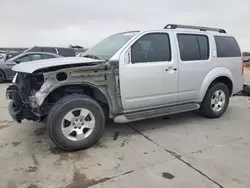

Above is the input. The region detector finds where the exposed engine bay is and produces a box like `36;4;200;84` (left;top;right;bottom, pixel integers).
6;73;45;122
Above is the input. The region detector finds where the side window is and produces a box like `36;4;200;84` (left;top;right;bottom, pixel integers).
30;54;42;61
214;36;241;57
177;34;209;61
42;54;55;59
197;35;209;60
57;48;75;57
131;33;171;63
42;47;57;54
16;55;31;63
28;47;42;52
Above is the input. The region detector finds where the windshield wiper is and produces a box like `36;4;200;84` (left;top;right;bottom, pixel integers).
83;54;99;60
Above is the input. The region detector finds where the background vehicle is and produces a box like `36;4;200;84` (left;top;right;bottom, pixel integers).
243;52;250;62
7;24;244;151
0;52;61;83
25;46;76;57
5;52;22;61
0;54;4;61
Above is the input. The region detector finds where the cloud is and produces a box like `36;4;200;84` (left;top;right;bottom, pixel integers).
0;0;249;51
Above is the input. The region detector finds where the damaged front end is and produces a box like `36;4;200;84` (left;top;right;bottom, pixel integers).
6;57;122;123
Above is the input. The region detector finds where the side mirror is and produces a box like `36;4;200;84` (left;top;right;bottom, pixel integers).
15;59;21;64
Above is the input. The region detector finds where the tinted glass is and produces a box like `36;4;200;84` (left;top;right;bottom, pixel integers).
197;35;209;60
42;47;57;53
131;33;171;63
215;36;241;57
28;47;42;52
177;34;200;61
57;48;75;57
42;54;56;59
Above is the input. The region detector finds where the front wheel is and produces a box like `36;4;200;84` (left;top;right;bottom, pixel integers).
47;94;105;151
200;83;230;118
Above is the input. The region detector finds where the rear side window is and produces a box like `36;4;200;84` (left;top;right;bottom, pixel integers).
42;47;57;54
214;36;241;57
177;34;209;61
57;48;75;57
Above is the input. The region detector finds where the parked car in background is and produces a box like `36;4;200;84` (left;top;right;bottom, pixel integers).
25;46;76;57
0;54;4;61
5;52;22;61
243;52;250;62
6;24;244;151
0;52;61;83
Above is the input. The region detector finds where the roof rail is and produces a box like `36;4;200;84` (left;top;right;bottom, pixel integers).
164;24;226;33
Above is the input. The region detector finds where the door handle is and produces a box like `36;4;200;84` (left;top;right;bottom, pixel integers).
166;67;177;71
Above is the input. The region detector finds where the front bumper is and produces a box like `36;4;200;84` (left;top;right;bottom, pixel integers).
6;85;41;123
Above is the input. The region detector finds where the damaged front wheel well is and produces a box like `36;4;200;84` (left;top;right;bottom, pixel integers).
42;84;110;116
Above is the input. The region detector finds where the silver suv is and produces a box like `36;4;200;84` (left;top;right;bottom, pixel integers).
6;24;244;151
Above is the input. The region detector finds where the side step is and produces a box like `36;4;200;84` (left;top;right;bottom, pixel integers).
114;103;200;123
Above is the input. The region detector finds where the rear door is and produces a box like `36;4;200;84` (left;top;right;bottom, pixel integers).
176;32;212;102
119;31;179;111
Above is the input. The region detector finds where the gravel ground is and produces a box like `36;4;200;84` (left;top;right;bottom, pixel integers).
0;71;250;188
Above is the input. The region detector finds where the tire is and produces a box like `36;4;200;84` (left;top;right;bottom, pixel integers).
0;70;6;83
47;94;105;151
200;82;229;118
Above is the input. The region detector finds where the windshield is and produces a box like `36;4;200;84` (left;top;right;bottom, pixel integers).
81;31;138;60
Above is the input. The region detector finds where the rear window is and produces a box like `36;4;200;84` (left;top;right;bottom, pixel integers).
57;48;75;57
214;36;241;57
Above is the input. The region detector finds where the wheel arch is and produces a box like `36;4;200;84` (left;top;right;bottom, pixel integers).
199;67;233;101
38;83;113;115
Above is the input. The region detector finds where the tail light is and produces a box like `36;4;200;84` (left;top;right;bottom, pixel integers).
242;60;244;75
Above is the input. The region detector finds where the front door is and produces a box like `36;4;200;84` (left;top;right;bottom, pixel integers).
119;31;178;111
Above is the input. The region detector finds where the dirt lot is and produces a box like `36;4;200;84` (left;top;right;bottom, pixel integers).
0;71;250;188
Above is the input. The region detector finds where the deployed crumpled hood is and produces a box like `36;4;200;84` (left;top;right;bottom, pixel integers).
12;57;103;73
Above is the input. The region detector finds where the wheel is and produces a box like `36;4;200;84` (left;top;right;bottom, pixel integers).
0;70;6;83
47;94;105;151
200;82;229;118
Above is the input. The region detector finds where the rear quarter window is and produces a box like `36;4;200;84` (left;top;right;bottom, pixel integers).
57;48;75;57
214;36;241;57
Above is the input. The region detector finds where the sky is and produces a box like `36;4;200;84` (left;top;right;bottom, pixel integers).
0;0;250;51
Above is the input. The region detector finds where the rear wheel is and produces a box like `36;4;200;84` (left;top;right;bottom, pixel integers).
200;83;229;118
47;94;105;151
0;70;6;83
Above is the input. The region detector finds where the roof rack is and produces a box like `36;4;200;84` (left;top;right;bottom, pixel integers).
164;24;226;33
